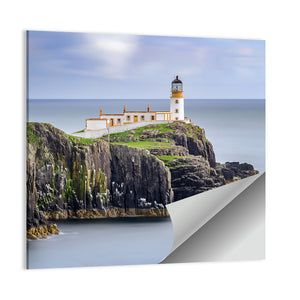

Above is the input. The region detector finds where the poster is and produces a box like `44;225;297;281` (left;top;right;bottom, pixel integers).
26;31;265;269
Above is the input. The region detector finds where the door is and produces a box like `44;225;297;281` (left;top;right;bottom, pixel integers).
110;118;114;126
134;115;138;123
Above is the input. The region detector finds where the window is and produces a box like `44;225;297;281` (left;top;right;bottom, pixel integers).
141;115;145;121
127;115;131;121
151;115;155;120
117;118;121;124
175;117;179;121
175;99;179;104
175;109;179;113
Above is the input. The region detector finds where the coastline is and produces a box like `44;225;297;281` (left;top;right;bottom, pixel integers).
27;224;60;240
27;208;169;240
43;207;169;220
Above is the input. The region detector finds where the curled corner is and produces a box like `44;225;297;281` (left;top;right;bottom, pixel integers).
160;173;264;263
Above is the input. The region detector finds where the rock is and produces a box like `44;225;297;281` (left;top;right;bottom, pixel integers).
216;162;257;180
161;138;169;143
27;122;173;230
27;232;38;240
239;163;254;171
168;155;226;200
110;144;173;209
221;168;234;180
210;168;217;176
149;146;189;156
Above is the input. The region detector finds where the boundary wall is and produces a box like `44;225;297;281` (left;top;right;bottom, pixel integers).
72;120;173;138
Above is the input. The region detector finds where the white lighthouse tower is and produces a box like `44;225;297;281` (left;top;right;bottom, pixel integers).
170;75;184;121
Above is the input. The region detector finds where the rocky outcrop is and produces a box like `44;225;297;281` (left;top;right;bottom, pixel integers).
27;224;59;240
215;162;257;181
26;123;172;235
106;121;258;201
129;122;216;167
166;156;225;201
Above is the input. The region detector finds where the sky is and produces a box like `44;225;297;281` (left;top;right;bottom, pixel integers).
27;31;265;99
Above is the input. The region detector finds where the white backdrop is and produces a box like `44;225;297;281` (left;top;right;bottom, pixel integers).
1;1;300;299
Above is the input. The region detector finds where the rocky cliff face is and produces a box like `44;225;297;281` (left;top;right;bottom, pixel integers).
106;122;258;201
27;123;172;233
27;121;258;236
110;144;173;210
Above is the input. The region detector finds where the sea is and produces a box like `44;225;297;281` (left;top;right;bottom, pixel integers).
27;218;173;269
27;98;265;269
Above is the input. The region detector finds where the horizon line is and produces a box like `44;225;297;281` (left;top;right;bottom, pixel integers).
28;98;265;100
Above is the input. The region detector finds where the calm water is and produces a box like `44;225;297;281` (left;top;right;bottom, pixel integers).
28;98;265;171
27;218;173;269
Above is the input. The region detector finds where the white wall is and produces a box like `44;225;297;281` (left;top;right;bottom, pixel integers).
74;120;174;138
86;119;107;130
124;112;155;122
170;97;184;120
95;111;172;129
101;112;158;123
100;115;124;126
156;113;165;120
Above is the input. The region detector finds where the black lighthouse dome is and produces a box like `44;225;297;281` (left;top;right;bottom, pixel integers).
172;75;182;84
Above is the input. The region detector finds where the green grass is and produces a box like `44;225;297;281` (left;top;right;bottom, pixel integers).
73;129;85;133
101;123;176;141
156;155;190;169
68;135;96;144
108;130;138;139
139;123;176;133
77;138;95;144
157;155;181;164
27;130;40;145
27;123;40;145
100;129;139;141
111;140;171;150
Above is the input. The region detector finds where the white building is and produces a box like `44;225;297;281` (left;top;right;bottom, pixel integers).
85;75;191;131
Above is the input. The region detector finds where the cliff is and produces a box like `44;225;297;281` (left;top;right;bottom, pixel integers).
27;123;172;237
27;121;258;238
105;122;258;201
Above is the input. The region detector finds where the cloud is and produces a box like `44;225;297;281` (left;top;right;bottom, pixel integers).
28;32;140;80
237;48;254;56
70;33;139;79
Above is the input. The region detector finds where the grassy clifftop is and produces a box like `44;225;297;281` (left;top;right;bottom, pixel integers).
102;122;207;147
100;121;216;168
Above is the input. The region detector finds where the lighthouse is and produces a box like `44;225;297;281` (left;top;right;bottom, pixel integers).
170;75;184;121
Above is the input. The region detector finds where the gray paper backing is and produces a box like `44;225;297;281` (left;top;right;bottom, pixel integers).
162;173;265;263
